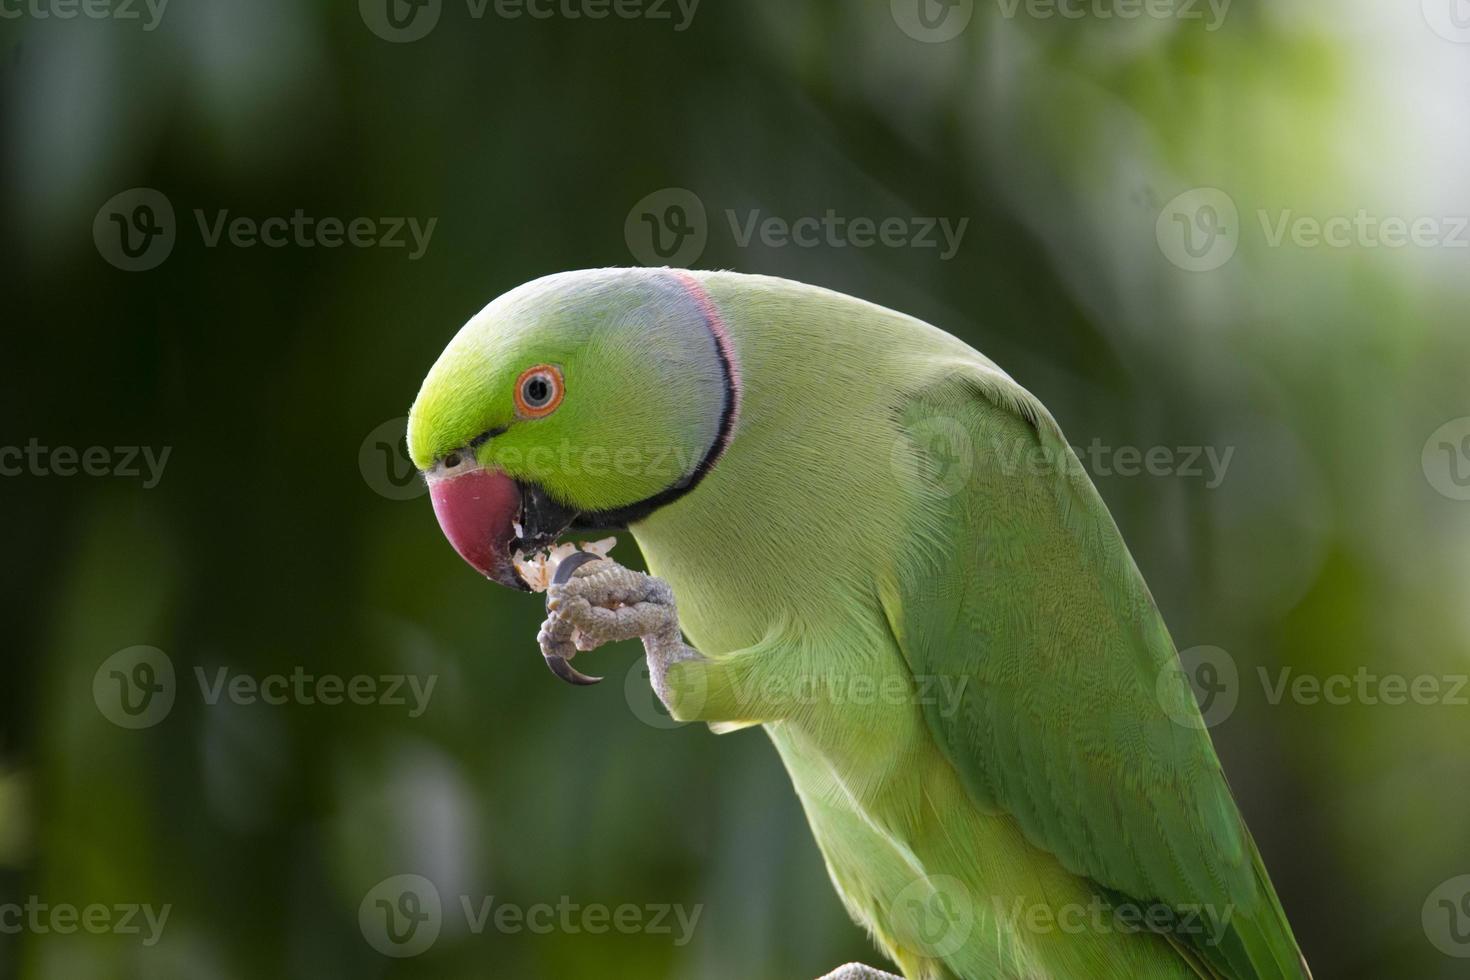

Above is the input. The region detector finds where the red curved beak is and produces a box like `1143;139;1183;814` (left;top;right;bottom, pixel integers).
427;467;529;590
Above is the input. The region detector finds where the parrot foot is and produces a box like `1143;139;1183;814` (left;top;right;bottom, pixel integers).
538;556;699;702
814;965;903;980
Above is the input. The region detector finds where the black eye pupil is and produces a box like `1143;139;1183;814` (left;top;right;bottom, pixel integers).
525;377;551;405
445;453;461;468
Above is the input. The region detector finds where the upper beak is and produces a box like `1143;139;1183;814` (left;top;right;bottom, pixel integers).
426;466;530;590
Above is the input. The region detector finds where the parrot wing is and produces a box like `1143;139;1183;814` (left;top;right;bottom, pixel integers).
882;363;1309;980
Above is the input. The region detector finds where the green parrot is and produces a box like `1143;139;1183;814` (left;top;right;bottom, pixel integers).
406;268;1310;980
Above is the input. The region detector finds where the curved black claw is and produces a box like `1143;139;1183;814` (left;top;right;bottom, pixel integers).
551;550;602;587
543;653;603;685
542;551;607;686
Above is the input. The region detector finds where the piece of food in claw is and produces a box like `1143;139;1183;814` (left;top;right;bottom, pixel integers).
512;537;616;592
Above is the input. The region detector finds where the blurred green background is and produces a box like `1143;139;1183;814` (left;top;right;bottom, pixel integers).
4;0;1470;977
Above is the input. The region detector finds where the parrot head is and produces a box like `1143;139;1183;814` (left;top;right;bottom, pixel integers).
406;269;739;589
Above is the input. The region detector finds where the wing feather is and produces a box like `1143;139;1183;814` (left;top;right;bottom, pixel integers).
885;367;1308;980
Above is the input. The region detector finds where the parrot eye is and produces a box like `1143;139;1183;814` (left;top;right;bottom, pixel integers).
514;364;564;419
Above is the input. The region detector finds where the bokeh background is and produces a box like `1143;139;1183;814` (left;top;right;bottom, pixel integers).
5;0;1470;977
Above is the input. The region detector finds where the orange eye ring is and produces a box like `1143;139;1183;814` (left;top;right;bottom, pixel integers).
513;364;565;419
